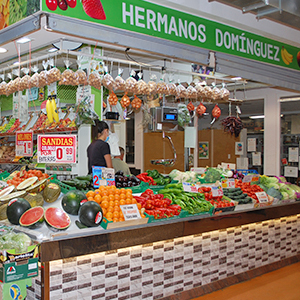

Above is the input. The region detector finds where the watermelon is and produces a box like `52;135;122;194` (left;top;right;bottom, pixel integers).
44;207;71;231
19;206;44;229
79;201;103;227
7;198;31;225
61;190;87;215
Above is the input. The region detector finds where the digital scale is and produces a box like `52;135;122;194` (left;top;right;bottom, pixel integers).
149;107;178;131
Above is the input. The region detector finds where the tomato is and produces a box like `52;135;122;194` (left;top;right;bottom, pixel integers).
46;0;58;10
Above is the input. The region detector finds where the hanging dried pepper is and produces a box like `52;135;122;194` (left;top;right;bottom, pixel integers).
221;116;244;138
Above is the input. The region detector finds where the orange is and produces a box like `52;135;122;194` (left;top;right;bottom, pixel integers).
106;217;113;222
102;195;109;202
94;194;101;202
126;193;133;199
113;218;119;222
106;212;113;219
113;206;120;212
108;194;115;201
113;211;119;218
94;189;101;195
131;198;137;204
114;189;120;195
120;193;126;200
108;200;114;207
120;188;126;194
120;199;126;205
87;196;94;201
114;200;120;206
141;213;146;218
126;189;132;194
107;207;114;213
119;216;125;222
101;191;108;197
99;185;105;190
137;203;142;210
125;198;132;204
108;189;114;195
114;194;120;201
86;191;95;198
102;208;107;216
101;200;109;209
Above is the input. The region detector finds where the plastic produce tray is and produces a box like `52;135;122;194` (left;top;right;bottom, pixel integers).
0;171;10;180
125;181;150;193
49;174;76;194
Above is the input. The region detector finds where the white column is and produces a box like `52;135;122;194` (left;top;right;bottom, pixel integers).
264;92;281;176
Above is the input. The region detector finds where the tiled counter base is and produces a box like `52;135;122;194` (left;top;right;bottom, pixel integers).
27;214;300;300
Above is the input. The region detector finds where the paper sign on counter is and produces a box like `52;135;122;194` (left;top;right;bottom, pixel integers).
222;178;235;188
16;131;33;157
255;191;269;203
120;204;141;221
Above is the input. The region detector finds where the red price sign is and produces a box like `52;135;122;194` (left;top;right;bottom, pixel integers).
37;134;77;163
15;131;33;157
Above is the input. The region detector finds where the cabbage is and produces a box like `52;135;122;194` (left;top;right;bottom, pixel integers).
281;191;289;200
0;232;32;253
279;184;296;200
267;187;282;200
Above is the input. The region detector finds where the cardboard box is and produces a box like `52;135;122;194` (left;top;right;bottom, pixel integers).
0;278;32;299
0;244;39;283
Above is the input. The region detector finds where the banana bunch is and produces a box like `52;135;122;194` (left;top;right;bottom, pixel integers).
281;47;293;65
46;98;59;123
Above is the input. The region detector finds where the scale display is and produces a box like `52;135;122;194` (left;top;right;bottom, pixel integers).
162;107;178;123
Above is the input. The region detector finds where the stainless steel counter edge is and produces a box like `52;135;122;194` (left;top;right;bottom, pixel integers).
39;202;300;262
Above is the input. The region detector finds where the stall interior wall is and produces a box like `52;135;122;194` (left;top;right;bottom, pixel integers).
26;214;300;299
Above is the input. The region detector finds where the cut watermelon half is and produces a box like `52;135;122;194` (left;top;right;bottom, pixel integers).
19;206;44;229
44;207;71;231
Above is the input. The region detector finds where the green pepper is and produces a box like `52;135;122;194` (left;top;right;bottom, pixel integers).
165;183;183;189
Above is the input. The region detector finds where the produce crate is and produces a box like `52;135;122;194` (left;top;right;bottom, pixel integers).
100;216;149;229
125;181;150;194
0;244;39;283
187;206;214;217
146;210;189;223
150;185;166;193
0;171;9;181
49;174;76;194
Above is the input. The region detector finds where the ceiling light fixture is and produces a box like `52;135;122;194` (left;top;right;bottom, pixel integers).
48;48;58;53
249;115;264;119
16;37;31;44
231;76;242;81
279;96;300;102
0;47;7;53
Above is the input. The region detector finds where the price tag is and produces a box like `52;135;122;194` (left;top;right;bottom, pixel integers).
243;174;253;183
211;185;223;197
182;182;201;193
120;204;141;221
15;131;33;157
251;176;259;182
221;178;235;188
190;167;206;174
37;135;77;164
256;191;269;203
93;166;115;188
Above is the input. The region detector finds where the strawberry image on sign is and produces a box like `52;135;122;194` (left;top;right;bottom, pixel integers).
82;0;106;20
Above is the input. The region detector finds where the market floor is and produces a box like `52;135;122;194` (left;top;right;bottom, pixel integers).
192;261;300;300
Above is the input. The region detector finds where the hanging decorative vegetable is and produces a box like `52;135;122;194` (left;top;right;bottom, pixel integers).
196;103;206;116
187;102;195;112
212;104;221;119
131;95;142;109
108;91;118;106
221;116;244;137
121;92;131;108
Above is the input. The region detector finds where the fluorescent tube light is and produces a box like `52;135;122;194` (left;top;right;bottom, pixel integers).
0;47;7;53
231;77;242;81
279;96;300;102
48;48;58;53
16;37;31;44
249;115;264;119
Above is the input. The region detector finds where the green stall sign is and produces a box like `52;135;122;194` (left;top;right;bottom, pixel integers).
42;0;300;71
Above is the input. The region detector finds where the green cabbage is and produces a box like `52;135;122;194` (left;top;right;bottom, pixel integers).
267;187;282;200
0;232;32;253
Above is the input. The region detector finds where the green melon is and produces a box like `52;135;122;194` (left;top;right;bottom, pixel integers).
19;206;44;229
6;198;31;225
26;178;48;193
0;203;8;220
43;183;61;203
24;193;44;207
61;190;87;215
